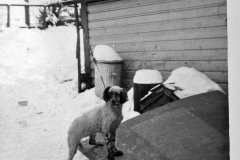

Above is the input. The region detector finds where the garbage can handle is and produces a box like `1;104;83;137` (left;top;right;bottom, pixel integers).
109;73;117;76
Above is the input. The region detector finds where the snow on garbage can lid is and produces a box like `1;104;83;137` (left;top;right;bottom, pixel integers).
133;69;163;84
93;45;123;63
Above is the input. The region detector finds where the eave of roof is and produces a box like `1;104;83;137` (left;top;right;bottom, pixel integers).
74;0;107;3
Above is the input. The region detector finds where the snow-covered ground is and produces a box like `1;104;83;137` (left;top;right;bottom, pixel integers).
0;25;138;160
0;24;225;160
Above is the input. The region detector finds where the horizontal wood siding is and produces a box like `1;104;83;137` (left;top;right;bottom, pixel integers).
87;0;228;92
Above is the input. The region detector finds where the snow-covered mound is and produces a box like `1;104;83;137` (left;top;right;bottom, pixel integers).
163;67;225;99
0;26;139;160
122;88;140;122
93;44;122;62
0;26;78;86
133;69;163;84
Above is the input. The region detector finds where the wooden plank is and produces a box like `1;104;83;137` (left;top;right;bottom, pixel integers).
91;70;228;83
122;61;227;72
0;4;45;6
122;79;228;93
118;49;228;61
122;71;228;83
91;61;228;80
89;15;227;37
88;5;227;29
81;2;92;89
76;0;101;4
88;0;226;21
87;0;165;13
90;26;227;44
88;0;226;14
75;2;82;93
7;5;10;27
25;6;30;26
90;38;227;52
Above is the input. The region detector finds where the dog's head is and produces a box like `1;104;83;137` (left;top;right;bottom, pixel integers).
103;86;128;105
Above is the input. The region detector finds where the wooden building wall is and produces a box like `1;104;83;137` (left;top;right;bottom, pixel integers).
84;0;228;92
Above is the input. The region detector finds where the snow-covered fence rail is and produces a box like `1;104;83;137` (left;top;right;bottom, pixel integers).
0;3;46;28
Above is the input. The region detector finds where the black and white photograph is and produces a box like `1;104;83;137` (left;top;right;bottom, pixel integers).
0;0;239;160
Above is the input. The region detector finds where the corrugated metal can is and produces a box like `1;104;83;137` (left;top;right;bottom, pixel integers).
95;60;123;98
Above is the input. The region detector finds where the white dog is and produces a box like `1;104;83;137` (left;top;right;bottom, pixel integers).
67;86;128;160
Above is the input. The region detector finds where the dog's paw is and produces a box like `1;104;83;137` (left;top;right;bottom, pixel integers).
107;153;115;160
114;150;123;157
107;149;123;159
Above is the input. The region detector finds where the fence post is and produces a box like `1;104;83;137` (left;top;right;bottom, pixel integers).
43;6;47;28
25;6;30;26
74;2;82;93
80;2;92;89
7;5;10;27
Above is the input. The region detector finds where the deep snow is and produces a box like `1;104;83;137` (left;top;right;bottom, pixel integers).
0;25;138;160
163;67;225;98
136;67;225;101
0;24;225;160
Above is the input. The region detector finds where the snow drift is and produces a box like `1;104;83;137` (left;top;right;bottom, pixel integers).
163;67;225;99
0;25;225;160
0;26;139;160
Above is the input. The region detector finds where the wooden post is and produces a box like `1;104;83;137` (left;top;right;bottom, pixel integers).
7;5;10;27
43;6;47;28
25;6;30;26
80;2;91;89
43;6;47;29
74;2;82;93
25;0;30;27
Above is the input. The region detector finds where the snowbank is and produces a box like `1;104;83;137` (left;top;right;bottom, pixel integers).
0;26;139;160
0;26;85;160
133;69;163;84
163;67;225;99
0;25;79;87
93;45;122;62
122;88;140;122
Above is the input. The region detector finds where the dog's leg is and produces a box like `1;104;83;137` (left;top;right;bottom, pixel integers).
68;132;83;160
89;133;104;146
105;132;123;160
109;132;123;157
68;144;78;160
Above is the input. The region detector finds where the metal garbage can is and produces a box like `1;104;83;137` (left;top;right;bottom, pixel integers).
95;60;123;98
93;45;123;98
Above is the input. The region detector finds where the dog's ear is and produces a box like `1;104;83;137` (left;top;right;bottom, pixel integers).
103;86;111;102
120;89;128;104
